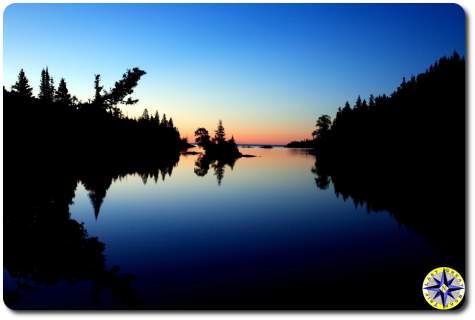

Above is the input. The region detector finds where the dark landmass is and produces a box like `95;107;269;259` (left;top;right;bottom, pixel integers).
4;67;190;171
310;52;465;262
259;145;273;149
194;121;241;157
285;139;315;148
4;66;189;308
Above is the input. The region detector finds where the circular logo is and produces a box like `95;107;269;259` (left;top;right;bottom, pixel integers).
422;267;465;310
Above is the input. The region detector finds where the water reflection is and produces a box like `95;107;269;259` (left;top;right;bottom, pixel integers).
4;155;179;308
4;169;140;308
80;157;179;219
4;147;465;309
311;153;465;258
194;154;237;185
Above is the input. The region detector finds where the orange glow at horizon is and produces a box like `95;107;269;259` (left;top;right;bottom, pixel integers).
118;99;316;146
177;124;312;146
120;107;314;145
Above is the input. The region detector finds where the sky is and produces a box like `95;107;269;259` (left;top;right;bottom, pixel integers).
3;3;465;144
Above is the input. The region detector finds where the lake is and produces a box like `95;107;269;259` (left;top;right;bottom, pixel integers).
3;147;460;309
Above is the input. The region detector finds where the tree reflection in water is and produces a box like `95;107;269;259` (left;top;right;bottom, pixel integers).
4;154;179;309
194;154;237;186
311;153;465;262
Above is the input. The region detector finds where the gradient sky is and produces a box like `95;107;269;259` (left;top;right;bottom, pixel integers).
3;3;465;144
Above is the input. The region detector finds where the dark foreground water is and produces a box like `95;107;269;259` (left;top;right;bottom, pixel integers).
3;147;464;310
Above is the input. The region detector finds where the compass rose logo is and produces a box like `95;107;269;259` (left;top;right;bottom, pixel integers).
422;267;465;310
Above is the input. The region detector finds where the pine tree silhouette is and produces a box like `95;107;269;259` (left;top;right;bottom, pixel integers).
55;78;72;106
11;69;32;99
214;120;226;144
39;67;55;103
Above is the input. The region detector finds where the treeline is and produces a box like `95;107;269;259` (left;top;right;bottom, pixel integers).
4;67;188;170
312;52;464;160
310;52;465;252
285;139;314;148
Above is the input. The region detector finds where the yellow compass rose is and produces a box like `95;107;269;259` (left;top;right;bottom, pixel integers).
422;267;465;310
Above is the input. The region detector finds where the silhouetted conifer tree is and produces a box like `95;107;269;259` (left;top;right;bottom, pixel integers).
12;69;32;99
154;110;160;125
55;78;72;106
141;108;149;121
368;94;375;108
343;101;351;112
214;120;226;144
361;99;368;111
103;67;146;107
39;68;55;103
355;95;362;110
161;114;168;127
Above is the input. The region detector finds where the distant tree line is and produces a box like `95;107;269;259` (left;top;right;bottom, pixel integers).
4;67;189;168
285;139;315;148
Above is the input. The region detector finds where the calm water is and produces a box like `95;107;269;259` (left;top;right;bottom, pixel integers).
4;147;450;309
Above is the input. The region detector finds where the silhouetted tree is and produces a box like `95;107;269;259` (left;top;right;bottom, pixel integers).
343;101;351;112
214;120;226;144
368;94;375;108
93;74;104;105
55;78;72;106
39;67;55;103
361;99;368;111
11;69;32;99
141;108;149;121
354;95;362;110
153;110;160;125
312;115;332;141
103;67;146;107
195;128;210;147
161;113;168;127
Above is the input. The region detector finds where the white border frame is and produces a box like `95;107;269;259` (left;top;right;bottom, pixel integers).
0;1;472;319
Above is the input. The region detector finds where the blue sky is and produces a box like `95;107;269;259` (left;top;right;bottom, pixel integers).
3;3;465;144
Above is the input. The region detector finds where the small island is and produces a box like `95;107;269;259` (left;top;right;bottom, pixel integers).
192;121;255;185
194;120;254;159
